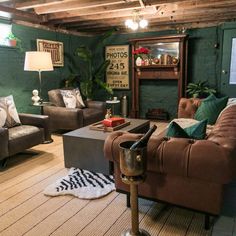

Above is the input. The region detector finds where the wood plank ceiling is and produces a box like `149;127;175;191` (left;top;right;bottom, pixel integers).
0;0;236;35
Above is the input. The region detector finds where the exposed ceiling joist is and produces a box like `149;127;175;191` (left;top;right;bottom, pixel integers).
1;0;236;35
41;1;141;17
15;0;71;10
47;2;146;20
17;0;136;11
0;4;44;22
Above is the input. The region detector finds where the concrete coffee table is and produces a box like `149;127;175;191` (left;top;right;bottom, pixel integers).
63;118;150;174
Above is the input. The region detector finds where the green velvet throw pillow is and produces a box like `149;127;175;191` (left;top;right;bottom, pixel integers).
166;119;208;140
166;122;189;138
194;95;228;125
184;119;208;140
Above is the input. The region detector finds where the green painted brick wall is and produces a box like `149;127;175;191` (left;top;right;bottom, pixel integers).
0;23;93;114
93;27;221;118
0;23;223;118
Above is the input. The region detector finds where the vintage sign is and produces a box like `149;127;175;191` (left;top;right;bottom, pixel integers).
37;39;64;67
105;45;129;89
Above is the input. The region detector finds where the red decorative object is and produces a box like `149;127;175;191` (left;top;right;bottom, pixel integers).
103;117;125;127
132;47;149;55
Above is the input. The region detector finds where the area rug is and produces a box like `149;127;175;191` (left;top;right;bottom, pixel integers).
44;168;115;199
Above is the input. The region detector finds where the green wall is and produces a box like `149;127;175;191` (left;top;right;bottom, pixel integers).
93;27;222;118
0;23;223;118
0;23;92;114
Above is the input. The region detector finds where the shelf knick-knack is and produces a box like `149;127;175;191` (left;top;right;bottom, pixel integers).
135;57;142;66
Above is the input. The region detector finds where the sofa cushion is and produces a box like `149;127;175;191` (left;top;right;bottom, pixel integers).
60;88;85;109
166;119;207;140
0;95;21;128
194;95;228;125
8;125;43;156
8;125;41;140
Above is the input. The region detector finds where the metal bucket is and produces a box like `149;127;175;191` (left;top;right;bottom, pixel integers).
119;141;147;177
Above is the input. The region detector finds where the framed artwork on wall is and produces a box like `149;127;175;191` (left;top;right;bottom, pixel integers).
105;45;130;89
37;39;64;67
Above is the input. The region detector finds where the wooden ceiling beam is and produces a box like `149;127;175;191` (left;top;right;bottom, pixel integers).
47;2;141;19
47;7;158;23
64;10;236;30
32;0;138;14
48;2;236;25
29;0;188;14
75;21;225;35
15;0;73;10
0;4;44;22
13;19;93;36
47;0;236;20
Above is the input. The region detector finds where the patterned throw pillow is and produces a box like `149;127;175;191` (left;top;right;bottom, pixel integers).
194;95;228;125
60;88;85;109
0;95;21;128
166;119;208;140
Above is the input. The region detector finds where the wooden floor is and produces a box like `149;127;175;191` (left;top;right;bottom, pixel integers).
0;122;231;236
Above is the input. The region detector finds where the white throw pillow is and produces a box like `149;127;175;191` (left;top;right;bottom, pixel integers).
216;98;236;121
227;98;236;106
60;88;85;109
74;88;85;108
0;95;21;128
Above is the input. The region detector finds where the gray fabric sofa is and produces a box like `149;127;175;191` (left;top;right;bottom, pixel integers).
43;89;106;131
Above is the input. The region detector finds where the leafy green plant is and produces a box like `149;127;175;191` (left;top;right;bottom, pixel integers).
5;32;23;52
75;30;115;99
186;81;216;98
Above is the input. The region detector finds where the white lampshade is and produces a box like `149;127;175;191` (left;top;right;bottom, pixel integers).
24;51;54;71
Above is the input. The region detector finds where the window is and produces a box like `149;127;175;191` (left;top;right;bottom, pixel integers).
0;23;12;46
229;38;236;84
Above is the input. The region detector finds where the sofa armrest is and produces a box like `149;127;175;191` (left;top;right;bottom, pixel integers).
43;106;83;130
86;101;106;111
104;131;143;162
104;131;234;184
178;98;201;118
19;113;52;143
0;128;9;159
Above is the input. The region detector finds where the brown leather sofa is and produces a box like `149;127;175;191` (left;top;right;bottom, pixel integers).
43;89;106;131
0;113;52;168
104;98;236;228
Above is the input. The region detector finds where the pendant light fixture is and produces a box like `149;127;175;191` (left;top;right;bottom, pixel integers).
125;10;148;31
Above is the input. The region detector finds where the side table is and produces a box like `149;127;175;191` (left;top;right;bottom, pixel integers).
32;102;54;115
106;100;120;116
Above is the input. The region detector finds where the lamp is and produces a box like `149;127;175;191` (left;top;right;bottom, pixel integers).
125;10;148;31
24;51;53;103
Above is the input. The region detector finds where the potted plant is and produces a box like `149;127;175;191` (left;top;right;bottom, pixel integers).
5;32;23;51
186;81;216;98
75;30;115;100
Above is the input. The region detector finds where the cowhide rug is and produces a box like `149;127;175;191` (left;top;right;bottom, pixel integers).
44;168;115;199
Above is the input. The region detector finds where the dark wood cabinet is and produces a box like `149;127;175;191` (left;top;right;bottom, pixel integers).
130;34;188;118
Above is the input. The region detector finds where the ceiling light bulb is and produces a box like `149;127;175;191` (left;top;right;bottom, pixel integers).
125;19;133;28
139;19;148;28
131;21;139;30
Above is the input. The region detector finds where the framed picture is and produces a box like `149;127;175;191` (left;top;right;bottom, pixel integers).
37;39;64;67
105;45;130;89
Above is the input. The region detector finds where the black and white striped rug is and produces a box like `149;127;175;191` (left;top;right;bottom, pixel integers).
44;168;115;199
